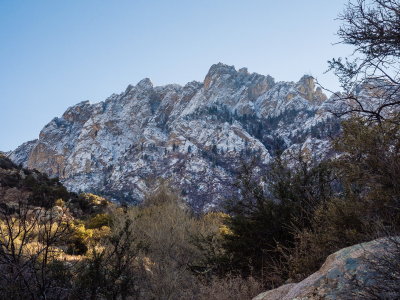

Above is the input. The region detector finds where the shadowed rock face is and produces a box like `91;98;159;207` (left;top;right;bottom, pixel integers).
253;238;400;300
9;63;341;211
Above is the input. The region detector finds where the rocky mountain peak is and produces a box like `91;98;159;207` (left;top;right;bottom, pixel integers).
203;63;237;89
296;75;327;104
61;100;92;124
238;67;249;74
136;78;153;90
202;63;276;105
206;62;237;76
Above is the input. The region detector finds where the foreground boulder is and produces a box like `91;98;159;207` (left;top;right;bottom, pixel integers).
253;237;400;300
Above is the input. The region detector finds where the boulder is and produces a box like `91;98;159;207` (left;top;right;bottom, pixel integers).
253;237;399;300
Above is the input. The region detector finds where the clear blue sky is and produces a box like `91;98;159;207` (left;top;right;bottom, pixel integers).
0;0;352;152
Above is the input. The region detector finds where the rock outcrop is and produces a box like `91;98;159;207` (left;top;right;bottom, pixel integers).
253;237;400;300
9;63;341;211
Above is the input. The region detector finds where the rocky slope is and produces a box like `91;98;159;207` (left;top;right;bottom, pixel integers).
9;63;341;211
0;153;71;209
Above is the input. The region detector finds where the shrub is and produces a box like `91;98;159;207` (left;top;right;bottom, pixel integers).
66;223;93;255
86;213;112;229
76;193;109;214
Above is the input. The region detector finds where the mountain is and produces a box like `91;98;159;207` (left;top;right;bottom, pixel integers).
9;63;340;211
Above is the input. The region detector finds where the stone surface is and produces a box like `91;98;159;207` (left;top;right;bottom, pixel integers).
253;238;399;300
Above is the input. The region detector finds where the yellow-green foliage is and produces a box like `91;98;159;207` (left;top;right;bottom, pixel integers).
77;193;110;215
54;198;65;207
202;212;232;236
80;193;108;206
66;217;113;255
72;223;93;241
91;225;111;240
66;223;93;255
86;213;112;229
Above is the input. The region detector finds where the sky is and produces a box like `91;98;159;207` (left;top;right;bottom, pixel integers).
0;0;353;152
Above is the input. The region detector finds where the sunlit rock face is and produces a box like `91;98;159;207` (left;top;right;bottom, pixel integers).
9;63;340;211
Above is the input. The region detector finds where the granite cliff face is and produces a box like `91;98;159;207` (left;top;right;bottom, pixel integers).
9;63;340;211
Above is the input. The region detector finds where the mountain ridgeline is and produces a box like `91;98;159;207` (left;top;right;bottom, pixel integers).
9;63;341;211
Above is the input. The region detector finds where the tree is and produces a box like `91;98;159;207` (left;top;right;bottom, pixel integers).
222;153;335;285
328;0;400;122
333;116;400;229
222;159;295;283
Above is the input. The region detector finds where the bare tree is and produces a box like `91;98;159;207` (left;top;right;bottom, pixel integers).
0;191;72;299
327;0;400;123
